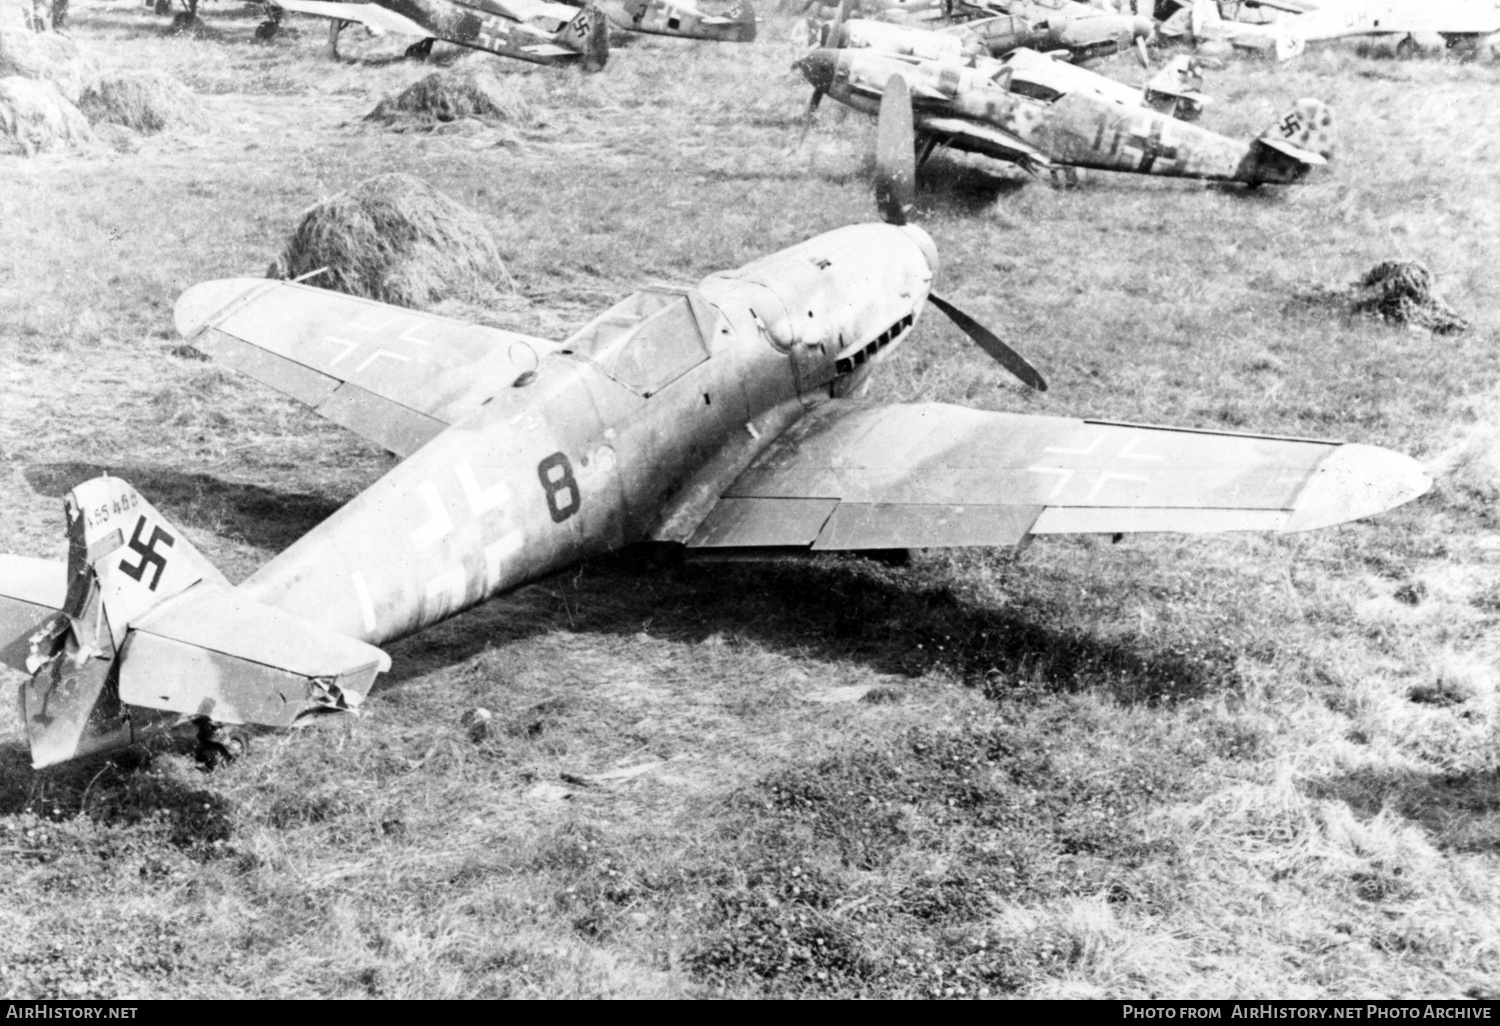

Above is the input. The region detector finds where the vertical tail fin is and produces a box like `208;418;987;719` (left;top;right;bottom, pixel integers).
561;3;609;71
1188;0;1219;39
18;476;224;767
721;0;757;40
1272;15;1305;60
1263;97;1334;161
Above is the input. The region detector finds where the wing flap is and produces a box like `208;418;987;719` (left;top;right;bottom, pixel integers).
313;382;448;456
688;497;838;548
812;503;1042;550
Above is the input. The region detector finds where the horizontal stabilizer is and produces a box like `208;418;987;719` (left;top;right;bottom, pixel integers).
1255;136;1326;166
0;555;66;673
121;585;391;728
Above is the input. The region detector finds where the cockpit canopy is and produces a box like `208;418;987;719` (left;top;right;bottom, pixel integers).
562;288;711;397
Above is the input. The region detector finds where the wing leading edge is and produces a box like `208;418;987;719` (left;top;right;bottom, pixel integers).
681;401;1430;551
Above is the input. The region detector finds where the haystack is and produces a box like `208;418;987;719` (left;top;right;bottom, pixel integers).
1349;261;1470;334
0;74;94;155
365;64;534;130
268;173;509;308
1292;260;1470;335
77;70;203;133
0;24;93;100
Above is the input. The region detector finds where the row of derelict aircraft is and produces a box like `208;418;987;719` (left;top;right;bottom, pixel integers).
207;0;1500;74
0;0;1484;767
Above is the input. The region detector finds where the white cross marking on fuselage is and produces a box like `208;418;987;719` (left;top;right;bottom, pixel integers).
411;483;453;550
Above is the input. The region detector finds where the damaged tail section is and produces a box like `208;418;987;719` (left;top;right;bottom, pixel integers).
6;476;389;768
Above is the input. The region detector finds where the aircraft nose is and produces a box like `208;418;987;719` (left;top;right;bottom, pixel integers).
794;48;837;92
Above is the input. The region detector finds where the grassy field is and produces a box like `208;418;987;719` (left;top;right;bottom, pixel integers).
1;4;1498;998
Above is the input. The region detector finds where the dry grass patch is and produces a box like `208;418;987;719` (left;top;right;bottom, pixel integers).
268;172;511;307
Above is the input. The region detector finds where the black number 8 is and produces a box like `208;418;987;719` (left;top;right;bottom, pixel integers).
538;452;581;523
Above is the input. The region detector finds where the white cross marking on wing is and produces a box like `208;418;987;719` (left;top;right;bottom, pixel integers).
1027;466;1074;500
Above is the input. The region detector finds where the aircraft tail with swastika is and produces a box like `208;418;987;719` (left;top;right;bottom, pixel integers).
1259;98;1334;162
1;476;389;768
560;3;609;72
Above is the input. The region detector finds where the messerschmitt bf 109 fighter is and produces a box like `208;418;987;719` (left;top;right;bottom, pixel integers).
1160;0;1500;61
263;0;610;68
797;0;1151;64
1157;0;1306;60
0;79;1427;770
796;1;1209;125
567;0;756;42
795;45;1330;184
957;0;1155;62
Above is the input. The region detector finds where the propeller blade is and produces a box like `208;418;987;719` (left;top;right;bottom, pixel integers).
829;0;850;46
798;88;824;146
874;74;916;226
927;292;1048;391
1135;33;1150;68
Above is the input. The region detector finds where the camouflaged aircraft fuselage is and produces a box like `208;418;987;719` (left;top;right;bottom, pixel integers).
599;0;756;41
818;50;1316;184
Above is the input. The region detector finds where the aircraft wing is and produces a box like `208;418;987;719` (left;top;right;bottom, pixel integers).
1243;0;1317;12
678;401;1429;551
270;0;433;36
919;116;1054;170
174;279;560;458
488;0;584;22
